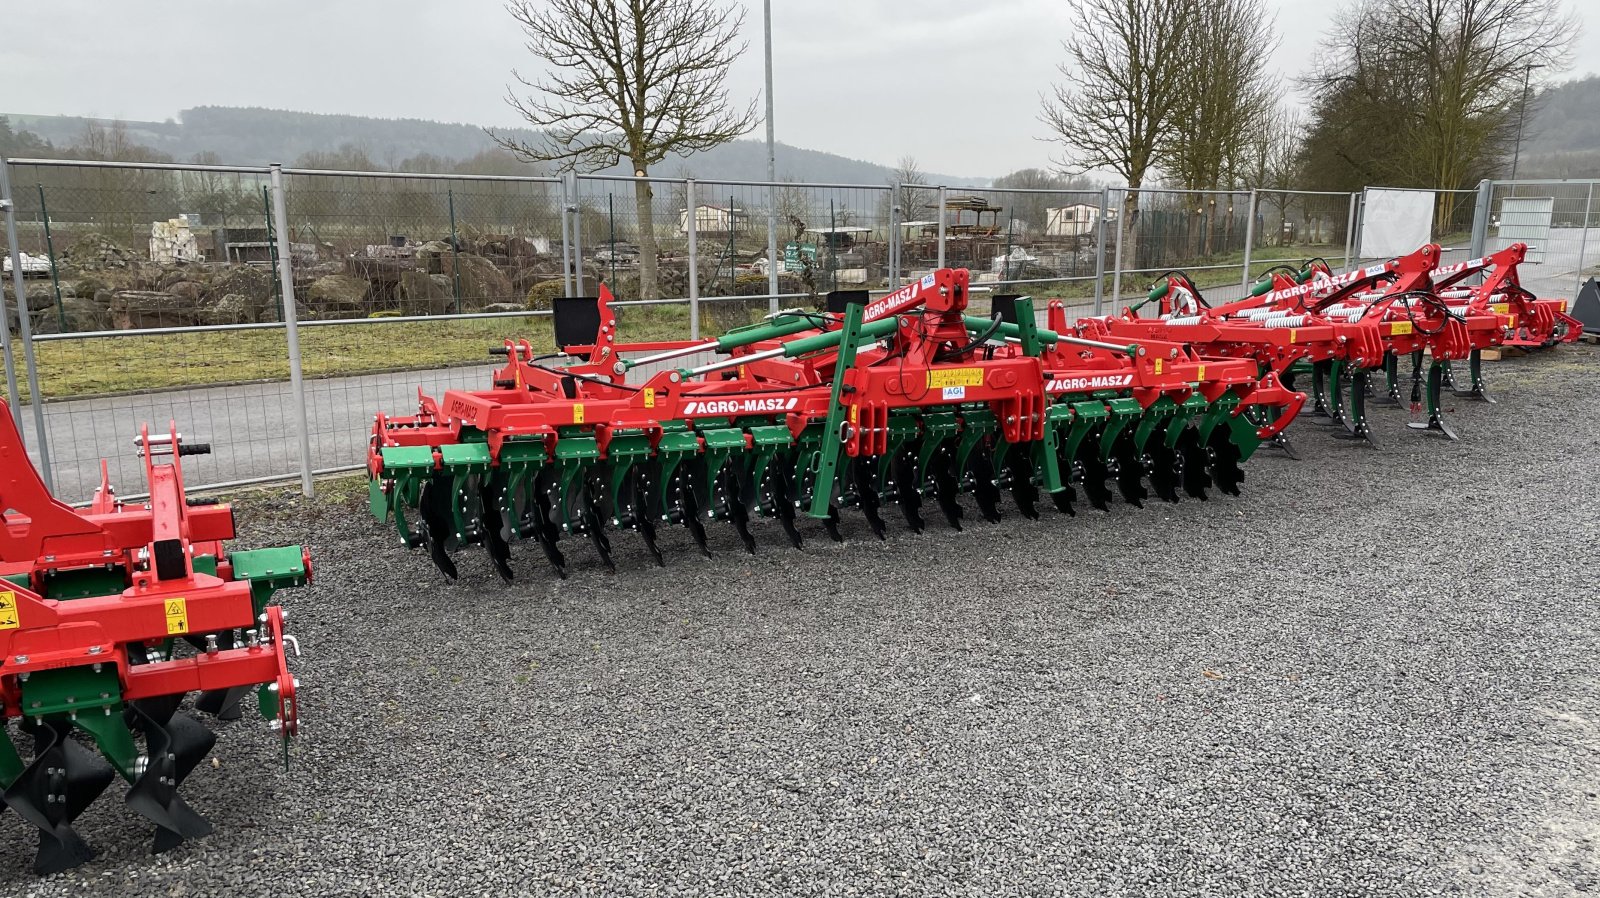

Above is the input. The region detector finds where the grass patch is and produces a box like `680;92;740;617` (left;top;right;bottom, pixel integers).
23;303;768;402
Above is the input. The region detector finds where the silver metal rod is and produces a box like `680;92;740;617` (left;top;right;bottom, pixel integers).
1240;189;1258;291
569;171;583;296
936;185;947;270
4;157;271;174
685;345;784;376
1002;333;1134;354
626;340;722;368
1;158;48;483
686;178;700;339
1576;182;1594;299
763;0;779;314
1092;186;1110;315
1110;188;1128;308
269;164;314;498
1344;192;1359;269
285;167;559;184
0;157;22;430
888;182;901;289
559;176;574;298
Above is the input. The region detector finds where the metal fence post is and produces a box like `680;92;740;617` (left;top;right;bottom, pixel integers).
569;172;583;294
686;178;700;339
1240;189;1258;291
888;183;902;289
269;164;314;498
558;175;574;298
1092;186;1110;315
765;182;779;314
1469;178;1493;259
1576;181;1594;297
936;185;947;270
0;158;22;430
1;158;49;485
1344;192;1360;268
1110;188;1129;309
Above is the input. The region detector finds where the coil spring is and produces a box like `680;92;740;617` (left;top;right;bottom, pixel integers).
1263;315;1308;328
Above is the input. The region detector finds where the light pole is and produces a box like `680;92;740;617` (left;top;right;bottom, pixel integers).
1509;63;1544;181
763;0;779;312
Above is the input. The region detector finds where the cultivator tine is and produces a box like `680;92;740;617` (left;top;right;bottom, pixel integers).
1332;367;1378;448
1406;360;1459;441
719;466;760;553
850;456;889;540
4;720;115;875
125;699;216;855
1373;352;1403;405
1309;361;1333;420
1454;348;1495;403
1109;430;1148;508
1147;425;1182;504
890;447;925;534
1074;434;1114;512
417;474;460;581
479;477;517;583
674;465;712;557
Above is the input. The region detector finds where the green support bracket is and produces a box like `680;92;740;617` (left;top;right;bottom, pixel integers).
807;302;865;520
74;708;141;782
1098;398;1143;460
1011;297;1042;357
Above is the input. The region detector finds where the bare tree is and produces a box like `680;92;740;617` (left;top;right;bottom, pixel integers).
1042;0;1198;263
890;155;933;222
1163;0;1278;192
494;0;760;299
1301;0;1578;228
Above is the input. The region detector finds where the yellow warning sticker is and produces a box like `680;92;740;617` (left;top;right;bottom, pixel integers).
0;590;18;631
926;367;984;389
1288;329;1297;344
643;388;656;409
1491;302;1510;315
572;403;585;424
1558;301;1568;312
164;597;188;635
849;404;860;424
1154;358;1164;375
1390;321;1414;336
1197;364;1205;380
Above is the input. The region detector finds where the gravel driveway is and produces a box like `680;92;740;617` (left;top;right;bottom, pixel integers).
3;344;1597;897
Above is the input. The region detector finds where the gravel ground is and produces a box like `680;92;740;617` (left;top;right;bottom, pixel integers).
2;344;1597;898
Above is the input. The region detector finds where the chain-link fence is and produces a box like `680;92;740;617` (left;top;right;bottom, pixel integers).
4;156;1576;502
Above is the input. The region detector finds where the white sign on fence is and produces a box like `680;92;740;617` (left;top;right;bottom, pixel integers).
1359;188;1436;258
1495;196;1554;263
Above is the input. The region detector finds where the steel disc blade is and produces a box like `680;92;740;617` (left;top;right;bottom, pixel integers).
1147;433;1181;504
194;685;251;721
478;478;516;583
1208;429;1245;496
716;466;758;554
1110;433;1148;507
675;464;712;558
575;477;615;572
931;447;964;530
4;721;111;875
1075;437;1113;512
890;447;924;534
524;469;569;579
417;476;459;580
624;465;665;566
965;443;1003;524
1176;426;1212;500
764;455;805;549
1003;449;1040;520
850;456;888;540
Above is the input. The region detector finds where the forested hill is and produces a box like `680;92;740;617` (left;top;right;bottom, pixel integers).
1515;75;1600;179
4;106;974;184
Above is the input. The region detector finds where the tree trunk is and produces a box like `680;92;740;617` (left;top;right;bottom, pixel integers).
1121;186;1142;275
633;169;659;300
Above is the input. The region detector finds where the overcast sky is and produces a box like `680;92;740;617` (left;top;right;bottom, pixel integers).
4;0;1594;178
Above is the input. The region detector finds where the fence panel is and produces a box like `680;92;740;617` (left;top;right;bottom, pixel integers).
1488;179;1599;299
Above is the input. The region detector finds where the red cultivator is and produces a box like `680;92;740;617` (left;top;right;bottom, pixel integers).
368;268;1303;582
1092;241;1580;447
0;405;308;874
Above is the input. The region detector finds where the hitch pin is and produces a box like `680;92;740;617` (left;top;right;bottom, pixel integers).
281;634;302;657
